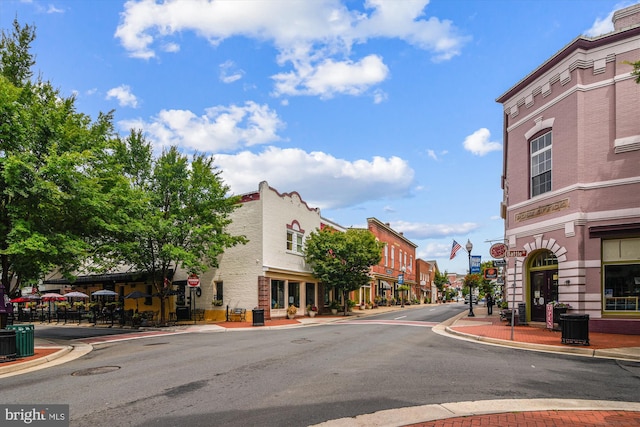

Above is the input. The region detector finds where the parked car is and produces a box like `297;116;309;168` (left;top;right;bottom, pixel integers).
464;295;478;304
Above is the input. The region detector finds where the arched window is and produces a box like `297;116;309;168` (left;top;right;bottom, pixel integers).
530;250;558;268
530;131;552;197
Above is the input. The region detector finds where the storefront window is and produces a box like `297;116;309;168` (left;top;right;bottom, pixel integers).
271;280;285;309
603;238;640;312
288;282;300;307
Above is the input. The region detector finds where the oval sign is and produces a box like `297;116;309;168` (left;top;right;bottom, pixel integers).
489;243;507;259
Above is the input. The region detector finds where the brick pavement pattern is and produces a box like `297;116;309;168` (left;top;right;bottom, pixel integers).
409;410;640;426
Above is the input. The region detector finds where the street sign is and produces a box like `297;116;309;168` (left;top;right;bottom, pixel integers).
493;259;507;267
470;255;481;273
489;243;508;259
187;274;201;288
507;250;527;257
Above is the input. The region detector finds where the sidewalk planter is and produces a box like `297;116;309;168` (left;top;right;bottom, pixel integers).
560;314;589;346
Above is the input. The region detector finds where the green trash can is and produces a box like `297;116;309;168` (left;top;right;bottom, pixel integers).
6;324;35;357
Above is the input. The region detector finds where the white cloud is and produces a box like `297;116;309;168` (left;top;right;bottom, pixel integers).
463;128;501;156
114;0;468;98
585;10;615;37
219;60;244;84
213;147;415;209
118;101;284;153
390;220;479;240
47;4;64;14
106;85;139;108
272;54;389;98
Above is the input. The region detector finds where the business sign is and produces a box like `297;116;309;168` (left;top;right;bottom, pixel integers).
489;243;508;259
470;255;481;273
484;267;498;280
493;259;507;267
507;250;527;257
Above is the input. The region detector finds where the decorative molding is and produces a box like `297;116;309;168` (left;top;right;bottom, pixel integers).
614;135;640;153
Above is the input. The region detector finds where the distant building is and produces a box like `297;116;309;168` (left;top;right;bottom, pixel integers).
367;218;417;306
496;4;640;333
416;259;439;303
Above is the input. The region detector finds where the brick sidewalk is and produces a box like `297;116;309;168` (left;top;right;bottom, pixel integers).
408;410;640;426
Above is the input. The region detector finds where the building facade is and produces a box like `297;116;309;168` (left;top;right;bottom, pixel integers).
367;218;417;306
496;4;640;334
415;259;439;303
198;181;344;321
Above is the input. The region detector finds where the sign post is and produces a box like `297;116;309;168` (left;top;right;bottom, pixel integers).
187;274;200;324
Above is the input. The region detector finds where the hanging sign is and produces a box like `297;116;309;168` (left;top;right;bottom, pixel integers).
489;243;508;259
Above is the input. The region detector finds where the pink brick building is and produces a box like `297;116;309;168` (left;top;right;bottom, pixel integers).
496;4;640;334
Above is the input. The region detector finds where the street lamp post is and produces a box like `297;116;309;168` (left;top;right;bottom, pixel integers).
466;239;474;317
400;265;406;308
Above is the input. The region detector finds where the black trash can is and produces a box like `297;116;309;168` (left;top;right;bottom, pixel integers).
176;306;190;321
560;314;589;345
0;329;17;360
252;309;265;326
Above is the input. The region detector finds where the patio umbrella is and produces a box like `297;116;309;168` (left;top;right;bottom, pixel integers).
10;297;31;303
125;290;151;311
64;291;89;299
41;292;66;301
91;289;118;297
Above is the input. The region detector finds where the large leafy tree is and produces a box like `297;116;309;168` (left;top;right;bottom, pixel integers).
0;20;127;327
304;227;383;315
112;132;247;324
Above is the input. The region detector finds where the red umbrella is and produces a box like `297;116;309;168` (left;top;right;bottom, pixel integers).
10;297;31;303
41;292;66;301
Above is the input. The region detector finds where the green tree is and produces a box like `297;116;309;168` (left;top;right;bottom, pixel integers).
112;133;247;324
0;18;35;87
304;227;384;315
625;59;640;83
433;270;449;301
0;20;128;327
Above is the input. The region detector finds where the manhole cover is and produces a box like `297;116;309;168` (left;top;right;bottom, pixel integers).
72;366;121;376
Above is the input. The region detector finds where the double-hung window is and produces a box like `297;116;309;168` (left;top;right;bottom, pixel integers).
531;131;552;197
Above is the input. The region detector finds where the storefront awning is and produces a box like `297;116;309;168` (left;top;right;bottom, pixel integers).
380;281;391;289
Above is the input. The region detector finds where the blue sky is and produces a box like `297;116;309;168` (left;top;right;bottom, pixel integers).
1;0;635;274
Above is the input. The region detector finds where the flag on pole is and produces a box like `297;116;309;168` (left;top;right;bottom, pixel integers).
450;240;462;260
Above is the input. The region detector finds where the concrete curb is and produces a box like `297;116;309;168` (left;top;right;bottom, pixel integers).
439;325;640;362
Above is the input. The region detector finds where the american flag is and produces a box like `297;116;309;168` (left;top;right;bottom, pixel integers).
449;240;462;260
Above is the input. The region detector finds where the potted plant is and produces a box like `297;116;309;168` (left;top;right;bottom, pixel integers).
287;304;297;319
329;300;340;315
307;305;318;318
212;299;223;307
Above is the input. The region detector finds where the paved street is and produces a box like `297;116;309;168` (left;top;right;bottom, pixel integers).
1;304;639;426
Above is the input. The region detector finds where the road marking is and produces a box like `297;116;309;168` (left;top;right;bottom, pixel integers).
76;330;188;344
335;319;438;328
394;315;407;320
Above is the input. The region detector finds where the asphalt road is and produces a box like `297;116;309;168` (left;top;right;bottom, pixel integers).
2;304;639;426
